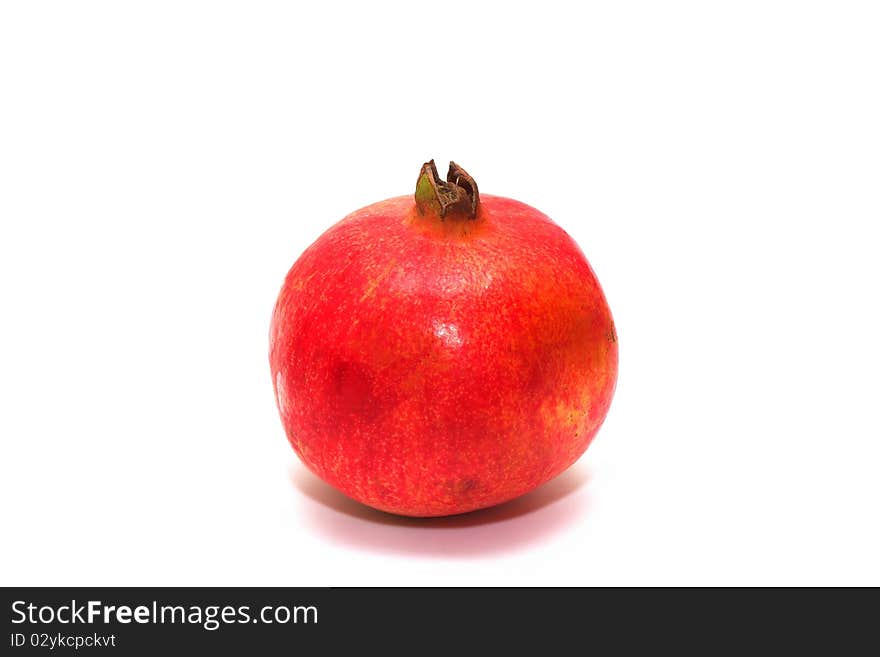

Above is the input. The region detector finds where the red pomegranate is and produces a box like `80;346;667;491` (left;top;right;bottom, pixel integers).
270;161;617;516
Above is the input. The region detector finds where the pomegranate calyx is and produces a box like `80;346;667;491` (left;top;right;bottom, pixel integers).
415;160;480;219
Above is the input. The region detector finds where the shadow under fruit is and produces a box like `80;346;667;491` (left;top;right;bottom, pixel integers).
270;161;617;517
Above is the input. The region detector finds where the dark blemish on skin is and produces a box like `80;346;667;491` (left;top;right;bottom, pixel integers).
606;326;618;343
331;361;379;419
443;478;478;495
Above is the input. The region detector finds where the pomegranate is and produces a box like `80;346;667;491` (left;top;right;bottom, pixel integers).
270;161;617;517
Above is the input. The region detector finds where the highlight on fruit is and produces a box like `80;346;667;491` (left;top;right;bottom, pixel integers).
270;160;618;517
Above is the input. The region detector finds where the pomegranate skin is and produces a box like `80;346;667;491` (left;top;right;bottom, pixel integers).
270;193;617;517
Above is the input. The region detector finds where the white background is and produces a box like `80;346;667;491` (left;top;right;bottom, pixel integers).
2;1;878;586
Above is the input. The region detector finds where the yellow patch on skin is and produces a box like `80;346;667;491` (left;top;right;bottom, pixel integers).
360;258;398;302
540;387;593;439
288;270;318;292
404;206;491;241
